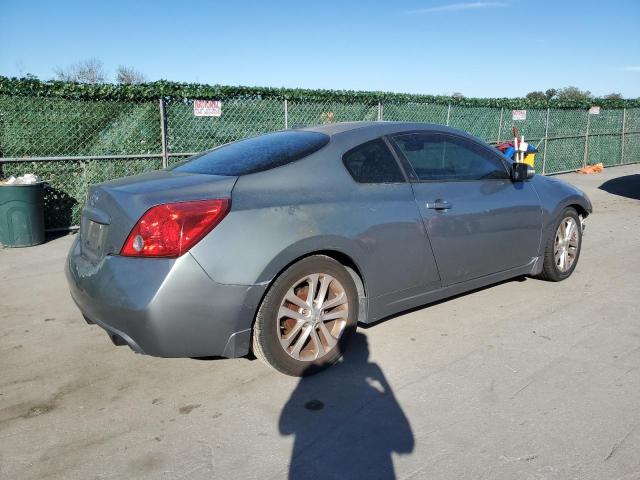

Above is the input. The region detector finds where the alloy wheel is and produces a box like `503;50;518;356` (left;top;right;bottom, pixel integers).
554;217;579;273
277;273;349;361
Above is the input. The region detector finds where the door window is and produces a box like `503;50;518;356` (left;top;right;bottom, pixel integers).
392;133;508;181
343;139;405;183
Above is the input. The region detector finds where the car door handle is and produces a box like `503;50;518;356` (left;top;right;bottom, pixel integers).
426;199;452;210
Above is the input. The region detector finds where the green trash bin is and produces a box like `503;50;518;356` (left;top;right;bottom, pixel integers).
0;181;46;247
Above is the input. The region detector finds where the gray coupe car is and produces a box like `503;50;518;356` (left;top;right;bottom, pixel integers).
66;121;592;376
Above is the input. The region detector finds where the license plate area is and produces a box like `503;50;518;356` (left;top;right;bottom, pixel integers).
81;218;108;261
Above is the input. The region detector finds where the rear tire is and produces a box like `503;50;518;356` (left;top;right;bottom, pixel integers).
252;255;358;376
537;207;582;282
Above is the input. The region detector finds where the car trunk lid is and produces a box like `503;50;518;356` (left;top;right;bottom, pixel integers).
79;170;237;262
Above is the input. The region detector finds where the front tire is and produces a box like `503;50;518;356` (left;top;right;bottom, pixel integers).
537;207;582;282
252;255;358;376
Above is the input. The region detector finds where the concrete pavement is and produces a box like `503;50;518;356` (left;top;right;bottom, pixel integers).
1;165;639;479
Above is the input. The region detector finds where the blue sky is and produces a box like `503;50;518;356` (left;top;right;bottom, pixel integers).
1;0;638;97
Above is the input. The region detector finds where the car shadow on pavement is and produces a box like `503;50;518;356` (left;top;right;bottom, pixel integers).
599;174;640;200
279;332;414;480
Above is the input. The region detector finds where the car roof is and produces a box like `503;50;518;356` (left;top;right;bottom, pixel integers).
301;121;381;135
301;121;476;141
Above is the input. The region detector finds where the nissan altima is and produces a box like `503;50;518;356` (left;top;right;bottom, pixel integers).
66;122;592;376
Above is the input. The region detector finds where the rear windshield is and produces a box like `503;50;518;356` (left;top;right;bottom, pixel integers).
172;130;330;176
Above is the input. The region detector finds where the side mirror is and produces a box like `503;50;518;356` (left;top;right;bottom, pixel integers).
511;162;535;182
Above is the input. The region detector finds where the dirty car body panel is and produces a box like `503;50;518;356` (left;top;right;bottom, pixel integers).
65;122;592;359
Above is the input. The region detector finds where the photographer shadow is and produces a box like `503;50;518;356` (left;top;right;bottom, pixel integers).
279;332;414;480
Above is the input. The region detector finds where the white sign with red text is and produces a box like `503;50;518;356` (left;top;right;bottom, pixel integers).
512;110;527;121
193;100;222;117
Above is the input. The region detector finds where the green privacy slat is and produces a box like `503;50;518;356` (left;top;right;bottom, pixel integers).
165;98;284;154
1;94;638;229
623;133;640;165
285;101;378;129
382;103;448;124
588;135;622;166
0;96;160;157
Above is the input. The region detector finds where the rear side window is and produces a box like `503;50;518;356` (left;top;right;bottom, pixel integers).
172;130;330;176
343;139;405;183
392;133;509;181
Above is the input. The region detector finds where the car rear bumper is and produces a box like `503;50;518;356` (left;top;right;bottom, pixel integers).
65;237;266;358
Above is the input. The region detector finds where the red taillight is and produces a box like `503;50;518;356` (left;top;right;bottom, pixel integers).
120;199;230;258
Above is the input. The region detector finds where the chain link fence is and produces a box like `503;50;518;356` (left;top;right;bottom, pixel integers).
1;94;639;230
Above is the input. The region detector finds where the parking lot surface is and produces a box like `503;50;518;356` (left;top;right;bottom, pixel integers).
1;165;640;480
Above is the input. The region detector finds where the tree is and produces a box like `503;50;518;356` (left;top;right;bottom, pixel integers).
116;65;146;84
451;92;464;98
556;86;592;101
545;88;557;100
525;91;547;101
603;93;622;100
54;58;106;83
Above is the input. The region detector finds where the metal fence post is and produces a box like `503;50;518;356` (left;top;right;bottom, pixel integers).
284;99;288;129
377;101;383;121
582;109;591;168
497;107;504;144
542;108;550;174
621;107;626;165
446;103;451;126
81;160;87;198
159;98;168;169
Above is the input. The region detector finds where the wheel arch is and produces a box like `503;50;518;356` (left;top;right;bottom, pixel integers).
259;248;367;301
545;195;591;232
249;247;369;349
568;203;589;218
